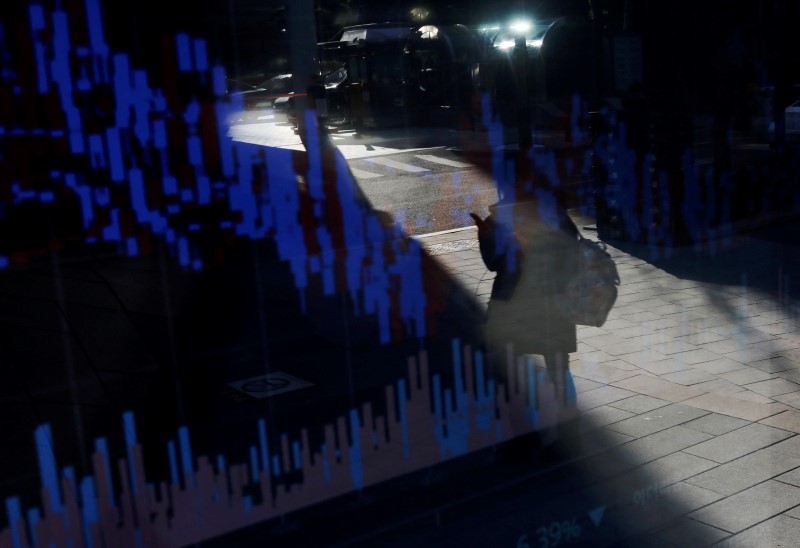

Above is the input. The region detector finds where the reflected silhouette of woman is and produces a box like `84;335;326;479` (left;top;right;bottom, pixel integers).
472;182;580;404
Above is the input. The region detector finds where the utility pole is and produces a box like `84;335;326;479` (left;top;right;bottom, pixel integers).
287;0;319;140
514;33;531;150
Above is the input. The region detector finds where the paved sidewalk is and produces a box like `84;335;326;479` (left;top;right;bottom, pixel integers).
414;214;800;546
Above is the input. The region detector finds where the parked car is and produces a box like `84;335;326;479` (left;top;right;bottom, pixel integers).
786;99;800;135
230;74;300;114
768;98;800;141
230;69;350;126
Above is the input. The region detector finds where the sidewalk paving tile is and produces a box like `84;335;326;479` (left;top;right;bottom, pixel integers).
762;322;800;336
608;304;647;318
612;325;652;340
637;359;694;376
579;428;635;453
683;423;794;464
671;309;717;323
650;340;701;356
725;390;776;404
619;293;662;305
732;329;779;346
643;451;720;486
675;330;728;345
691;378;747;395
743;377;800;397
724;347;782;365
659;481;725;513
749;356;798;373
689;480;800;534
580;333;643;355
609;394;672;414
690;357;749;375
759;410;800;434
780;349;800;363
601;318;639;331
752;337;800;353
737;314;786;328
682;413;751;436
638;317;683;331
0;295;67;333
776;466;800;488
701;339;746;355
656;519;731;547
767;436;800;459
573;450;637;481
593;359;640;371
572;349;619;367
596;457;720;510
576;385;637;411
773;391;800;410
604;403;709;438
688;315;730;330
572;376;604;394
709;323;752;336
610;425;713;466
579;405;635;431
681;392;788;422
671;348;724;365
661;368;718;386
616;348;671;367
685;447;800;496
569;361;640;384
64;304;160;373
650;303;691;315
655;324;696;339
612;375;706;403
718;514;800;547
620;310;663;323
719;368;775;385
779;334;800;349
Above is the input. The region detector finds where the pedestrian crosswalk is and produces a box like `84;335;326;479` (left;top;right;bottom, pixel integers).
414;154;474;169
350;168;384;179
350;153;475;180
366;156;431;173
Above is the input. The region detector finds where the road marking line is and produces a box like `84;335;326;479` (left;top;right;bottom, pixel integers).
366;156;430;173
350;168;384;179
415;154;474;168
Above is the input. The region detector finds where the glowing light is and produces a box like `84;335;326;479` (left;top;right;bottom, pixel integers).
419;25;439;39
493;38;542;50
410;7;430;21
509;19;532;34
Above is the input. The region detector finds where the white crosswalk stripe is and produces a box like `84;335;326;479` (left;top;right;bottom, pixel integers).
350;168;384;179
414;154;474;168
365;156;430;173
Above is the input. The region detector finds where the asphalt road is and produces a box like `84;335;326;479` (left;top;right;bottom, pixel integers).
228;113;501;235
346;147;499;235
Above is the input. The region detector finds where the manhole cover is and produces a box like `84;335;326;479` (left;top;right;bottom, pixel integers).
227;372;313;399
